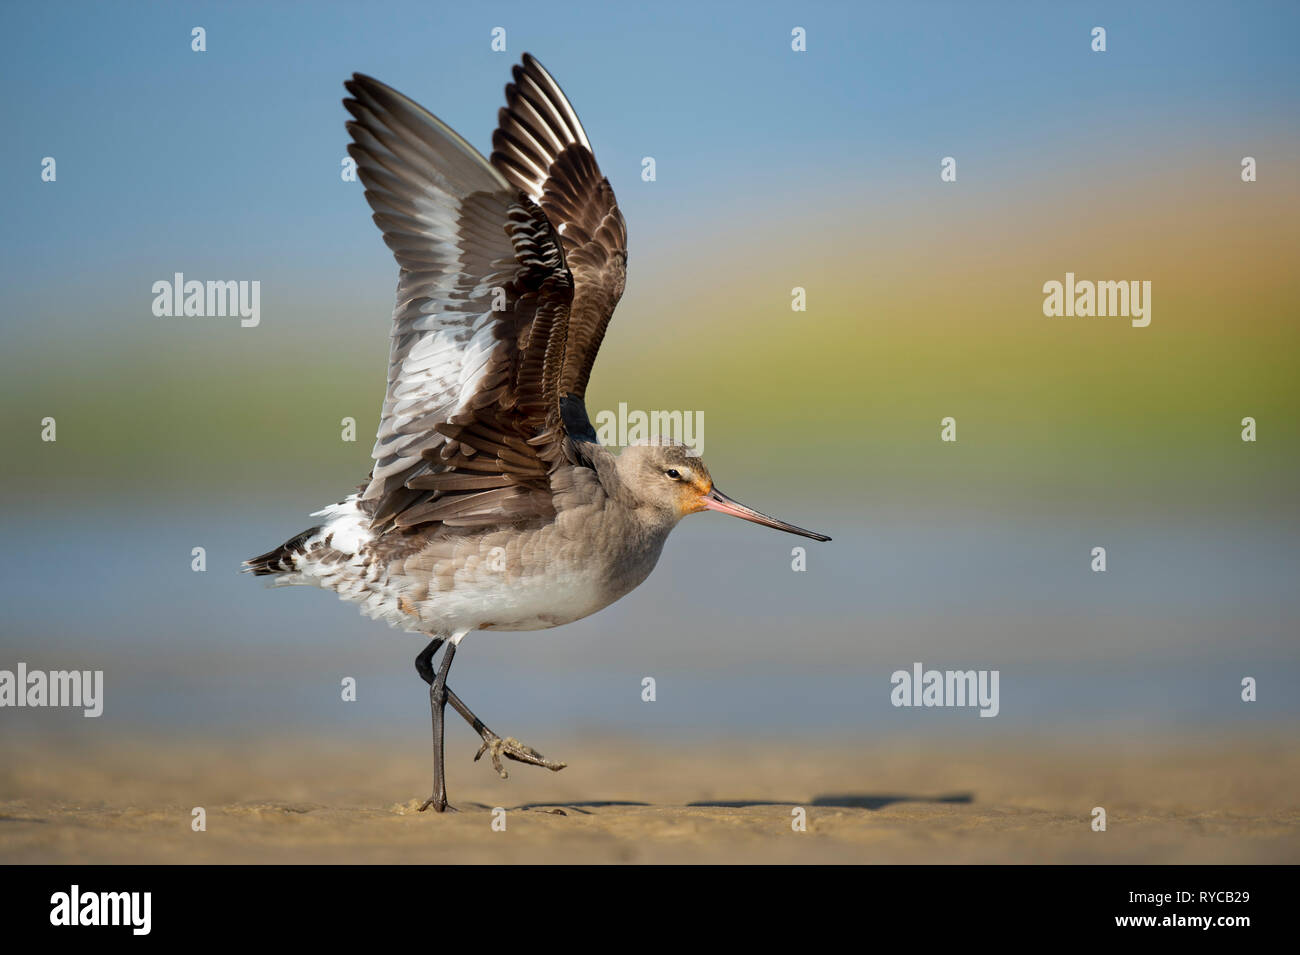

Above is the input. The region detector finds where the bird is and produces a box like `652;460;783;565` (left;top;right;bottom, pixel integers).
244;54;830;812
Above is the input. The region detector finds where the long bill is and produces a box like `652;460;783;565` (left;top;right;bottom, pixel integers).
701;487;831;542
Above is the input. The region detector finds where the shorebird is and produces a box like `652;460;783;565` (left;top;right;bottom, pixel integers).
245;54;830;812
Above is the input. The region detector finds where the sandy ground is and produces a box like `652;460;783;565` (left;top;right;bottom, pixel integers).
1;730;1296;864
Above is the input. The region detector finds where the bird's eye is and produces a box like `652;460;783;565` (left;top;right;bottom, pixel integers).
665;469;681;480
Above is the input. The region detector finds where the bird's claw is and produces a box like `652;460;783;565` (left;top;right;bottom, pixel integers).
474;733;567;778
417;796;457;813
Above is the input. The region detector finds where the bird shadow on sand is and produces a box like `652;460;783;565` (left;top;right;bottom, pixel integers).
503;794;974;814
510;800;651;815
688;793;974;811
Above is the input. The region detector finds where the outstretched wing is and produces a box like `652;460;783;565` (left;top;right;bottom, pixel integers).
490;53;628;400
344;73;574;529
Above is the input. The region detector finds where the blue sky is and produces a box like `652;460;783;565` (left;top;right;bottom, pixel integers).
3;0;1297;323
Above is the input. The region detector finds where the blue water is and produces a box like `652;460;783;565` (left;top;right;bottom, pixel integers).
1;506;1295;737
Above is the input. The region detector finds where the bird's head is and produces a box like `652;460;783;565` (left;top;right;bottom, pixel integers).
615;442;831;541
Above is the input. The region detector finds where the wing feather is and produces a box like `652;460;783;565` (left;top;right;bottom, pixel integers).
344;72;573;529
491;54;627;401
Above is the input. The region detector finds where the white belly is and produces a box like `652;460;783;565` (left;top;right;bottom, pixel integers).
416;563;611;633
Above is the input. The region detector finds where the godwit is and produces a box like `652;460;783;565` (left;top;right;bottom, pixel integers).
245;54;830;812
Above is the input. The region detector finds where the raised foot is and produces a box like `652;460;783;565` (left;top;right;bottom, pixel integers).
474;733;567;779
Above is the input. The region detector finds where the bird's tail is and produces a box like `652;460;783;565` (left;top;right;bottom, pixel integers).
242;527;320;577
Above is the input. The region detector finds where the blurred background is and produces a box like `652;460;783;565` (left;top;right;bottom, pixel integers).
1;0;1296;752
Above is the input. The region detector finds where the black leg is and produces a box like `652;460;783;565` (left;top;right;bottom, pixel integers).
413;636;565;811
417;639;456;812
446;686;566;778
414;636;443;686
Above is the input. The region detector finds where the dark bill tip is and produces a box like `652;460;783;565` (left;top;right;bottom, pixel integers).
701;488;831;542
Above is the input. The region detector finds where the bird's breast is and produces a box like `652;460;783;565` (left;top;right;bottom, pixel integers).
389;496;671;634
